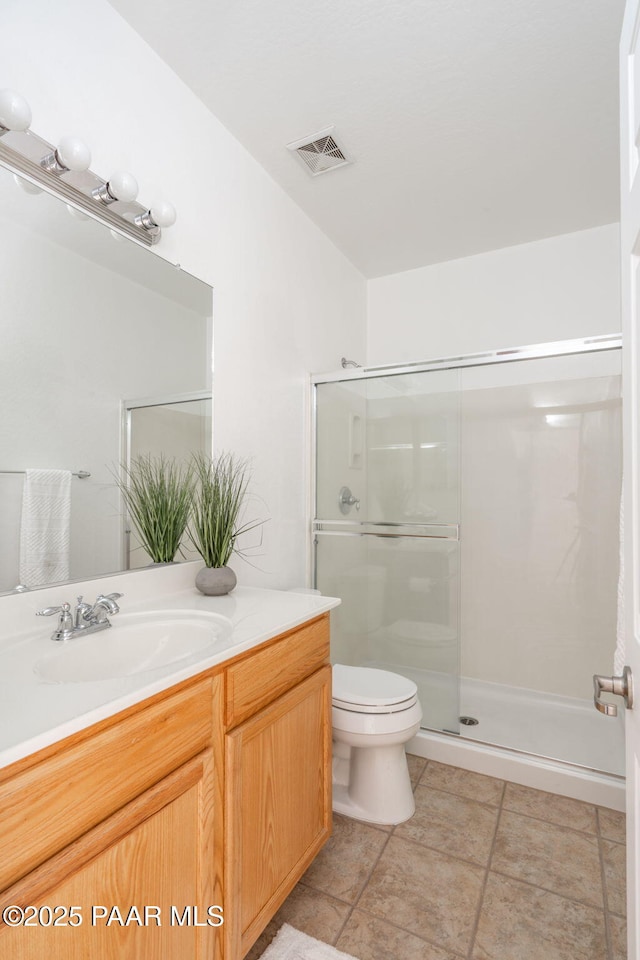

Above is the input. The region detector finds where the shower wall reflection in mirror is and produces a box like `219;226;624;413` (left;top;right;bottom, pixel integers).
0;165;213;595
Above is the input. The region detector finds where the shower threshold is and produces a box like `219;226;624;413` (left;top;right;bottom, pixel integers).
369;661;625;809
458;674;625;775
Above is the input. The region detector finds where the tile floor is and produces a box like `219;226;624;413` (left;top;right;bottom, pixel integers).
245;756;627;960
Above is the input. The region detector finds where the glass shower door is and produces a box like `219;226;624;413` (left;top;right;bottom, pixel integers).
314;368;461;734
457;349;623;772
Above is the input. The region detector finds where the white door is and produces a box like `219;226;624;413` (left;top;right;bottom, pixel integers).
620;3;640;954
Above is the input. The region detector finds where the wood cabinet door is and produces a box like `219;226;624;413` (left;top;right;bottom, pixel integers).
0;750;219;960
0;678;216;894
224;665;332;960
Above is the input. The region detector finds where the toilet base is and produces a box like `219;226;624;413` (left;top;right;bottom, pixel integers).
331;742;416;825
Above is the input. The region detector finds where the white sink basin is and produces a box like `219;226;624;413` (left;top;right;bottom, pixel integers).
34;610;233;684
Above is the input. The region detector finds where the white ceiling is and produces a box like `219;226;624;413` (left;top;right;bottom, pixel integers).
109;0;625;278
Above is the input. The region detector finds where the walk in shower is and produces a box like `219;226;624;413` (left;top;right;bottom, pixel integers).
312;336;623;792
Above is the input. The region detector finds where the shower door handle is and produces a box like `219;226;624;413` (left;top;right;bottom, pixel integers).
593;666;633;717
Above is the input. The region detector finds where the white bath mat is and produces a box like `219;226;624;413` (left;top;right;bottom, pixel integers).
258;923;361;960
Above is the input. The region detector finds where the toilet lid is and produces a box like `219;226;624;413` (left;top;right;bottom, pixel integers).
332;664;417;708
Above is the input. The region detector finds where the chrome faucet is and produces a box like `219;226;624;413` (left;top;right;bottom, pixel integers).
37;592;124;641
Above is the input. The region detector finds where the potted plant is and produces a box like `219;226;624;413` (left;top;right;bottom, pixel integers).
189;452;264;595
116;454;194;565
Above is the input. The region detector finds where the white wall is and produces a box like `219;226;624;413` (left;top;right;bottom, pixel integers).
367;224;620;365
0;0;366;591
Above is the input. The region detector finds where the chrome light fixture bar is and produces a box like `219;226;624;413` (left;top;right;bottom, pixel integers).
0;89;176;246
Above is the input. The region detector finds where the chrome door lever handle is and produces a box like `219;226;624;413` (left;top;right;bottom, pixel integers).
593;666;633;716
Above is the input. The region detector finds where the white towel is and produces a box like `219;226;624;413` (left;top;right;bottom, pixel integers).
19;469;71;587
614;488;625;676
258;924;360;960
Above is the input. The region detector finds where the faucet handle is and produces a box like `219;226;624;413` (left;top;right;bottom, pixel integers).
93;592;123;617
37;602;75;641
37;604;68;617
100;592;123;611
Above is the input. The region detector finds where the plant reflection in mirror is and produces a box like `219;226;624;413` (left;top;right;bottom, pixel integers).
115;455;194;564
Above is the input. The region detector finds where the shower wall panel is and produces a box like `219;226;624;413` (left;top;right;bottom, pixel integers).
459;352;621;701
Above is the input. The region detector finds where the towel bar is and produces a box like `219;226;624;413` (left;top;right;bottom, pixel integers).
0;469;90;478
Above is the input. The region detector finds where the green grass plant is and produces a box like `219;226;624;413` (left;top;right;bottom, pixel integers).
189;452;263;568
117;454;194;564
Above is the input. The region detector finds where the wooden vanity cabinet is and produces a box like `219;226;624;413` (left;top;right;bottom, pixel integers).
0;751;216;960
0;675;223;960
223;614;332;959
0;613;332;960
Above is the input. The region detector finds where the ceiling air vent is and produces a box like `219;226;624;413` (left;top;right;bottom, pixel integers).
287;127;351;177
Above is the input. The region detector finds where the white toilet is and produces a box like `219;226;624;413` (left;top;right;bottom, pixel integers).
331;664;422;825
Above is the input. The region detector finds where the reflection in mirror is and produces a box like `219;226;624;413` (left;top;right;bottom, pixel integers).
125;393;212;569
0;165;213;596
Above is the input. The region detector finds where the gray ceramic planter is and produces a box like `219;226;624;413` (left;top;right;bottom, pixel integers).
195;565;237;596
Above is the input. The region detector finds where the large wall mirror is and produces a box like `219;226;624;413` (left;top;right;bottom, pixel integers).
0;163;213;596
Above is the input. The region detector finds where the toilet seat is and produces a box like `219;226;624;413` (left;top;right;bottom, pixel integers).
332;664;418;715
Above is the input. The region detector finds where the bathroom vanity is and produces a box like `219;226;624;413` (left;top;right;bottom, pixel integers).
0;571;338;960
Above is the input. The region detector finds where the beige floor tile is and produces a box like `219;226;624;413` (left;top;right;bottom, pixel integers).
396;784;499;866
253;765;624;960
472;873;607;960
343;816;394;833
503;782;597;834
492;811;603;908
421;760;504;806
337;909;460;960
599;807;627;844
332;812;394;832
608;912;628;960
601;839;627;917
358;835;484;954
242;884;350;959
301;813;388;903
406;752;428;783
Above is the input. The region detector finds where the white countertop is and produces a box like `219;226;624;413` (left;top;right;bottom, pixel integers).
0;563;340;771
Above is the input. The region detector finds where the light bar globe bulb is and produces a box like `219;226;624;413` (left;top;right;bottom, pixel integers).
56;135;91;172
0;89;32;132
150;200;177;228
107;171;138;203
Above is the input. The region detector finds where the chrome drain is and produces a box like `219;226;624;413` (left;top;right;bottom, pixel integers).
459;716;479;726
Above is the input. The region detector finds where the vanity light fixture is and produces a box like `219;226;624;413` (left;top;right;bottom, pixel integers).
41;135;92;175
0;89;32;134
66;204;90;221
134;200;177;231
92;170;139;205
13;172;42;195
0;88;176;245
